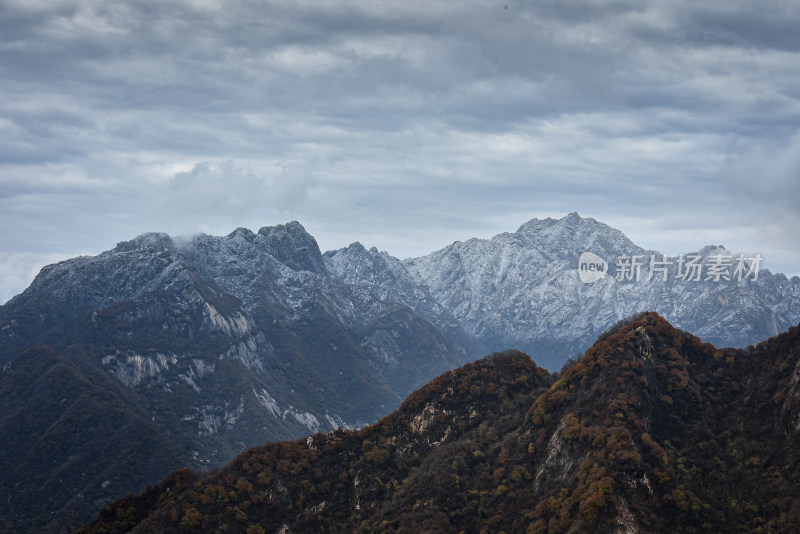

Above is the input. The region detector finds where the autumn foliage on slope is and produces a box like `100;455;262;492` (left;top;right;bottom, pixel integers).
78;313;800;533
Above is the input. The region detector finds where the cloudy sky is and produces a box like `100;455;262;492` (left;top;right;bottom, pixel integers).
1;0;799;303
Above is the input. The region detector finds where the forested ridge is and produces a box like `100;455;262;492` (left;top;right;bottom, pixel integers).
79;313;800;533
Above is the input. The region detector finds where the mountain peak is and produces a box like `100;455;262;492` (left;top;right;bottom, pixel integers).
346;241;368;254
226;226;256;241
562;210;583;223
698;244;732;256
256;221;327;274
257;220;308;237
112;232;174;254
515;212;601;234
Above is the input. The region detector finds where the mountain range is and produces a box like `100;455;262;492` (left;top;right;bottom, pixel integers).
0;213;798;531
325;212;800;369
78;313;800;533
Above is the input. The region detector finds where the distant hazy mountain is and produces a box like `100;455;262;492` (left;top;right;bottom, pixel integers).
78;314;800;533
327;212;800;369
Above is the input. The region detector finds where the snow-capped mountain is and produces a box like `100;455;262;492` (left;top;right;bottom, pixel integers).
0;222;466;532
323;241;484;358
327;213;800;369
1;221;470;438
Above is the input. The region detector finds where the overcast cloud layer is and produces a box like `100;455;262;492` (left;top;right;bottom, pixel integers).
1;0;799;303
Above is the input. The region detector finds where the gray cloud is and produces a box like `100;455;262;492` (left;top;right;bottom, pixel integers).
721;129;800;268
162;159;316;219
724;130;800;205
1;0;800;303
